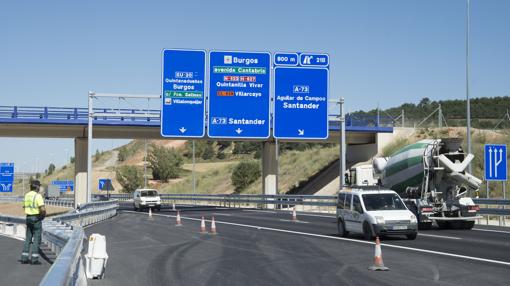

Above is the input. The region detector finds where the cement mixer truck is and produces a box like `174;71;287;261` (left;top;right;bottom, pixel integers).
349;138;482;230
374;138;483;229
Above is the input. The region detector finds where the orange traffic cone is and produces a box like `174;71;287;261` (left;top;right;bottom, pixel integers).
176;211;182;226
292;207;298;222
199;216;207;234
210;216;217;235
368;237;389;271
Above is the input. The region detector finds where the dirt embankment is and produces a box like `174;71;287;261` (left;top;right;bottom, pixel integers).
0;203;70;217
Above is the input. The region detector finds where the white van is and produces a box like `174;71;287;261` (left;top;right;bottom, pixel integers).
336;188;418;240
133;189;161;211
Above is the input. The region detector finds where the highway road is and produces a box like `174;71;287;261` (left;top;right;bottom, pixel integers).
0;235;51;286
85;207;510;286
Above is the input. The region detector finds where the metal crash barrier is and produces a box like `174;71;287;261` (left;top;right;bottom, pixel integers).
0;200;118;285
39;200;118;286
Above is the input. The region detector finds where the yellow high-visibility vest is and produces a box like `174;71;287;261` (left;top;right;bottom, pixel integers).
24;191;44;215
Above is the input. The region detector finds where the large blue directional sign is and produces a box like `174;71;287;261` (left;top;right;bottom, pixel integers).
161;49;206;138
0;163;14;193
51;180;74;192
273;52;329;139
208;51;271;139
484;144;507;181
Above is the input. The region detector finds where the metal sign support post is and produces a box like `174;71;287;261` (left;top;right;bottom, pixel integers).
192;140;196;199
87;92;160;204
339;98;346;191
503;182;506;226
486;180;489;225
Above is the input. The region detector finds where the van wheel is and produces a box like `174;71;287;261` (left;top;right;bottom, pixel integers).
363;222;374;240
462;221;475;230
437;221;449;229
134;204;139;211
337;219;348;237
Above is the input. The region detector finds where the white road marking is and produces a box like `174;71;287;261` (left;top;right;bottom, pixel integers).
123;211;510;267
418;233;461;240
243;210;277;214
473;228;510;234
279;219;309;224
295;213;336;219
243;209;335;219
213;213;232;217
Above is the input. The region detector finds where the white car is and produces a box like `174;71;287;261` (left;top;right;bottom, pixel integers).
133;189;162;211
336;188;418;240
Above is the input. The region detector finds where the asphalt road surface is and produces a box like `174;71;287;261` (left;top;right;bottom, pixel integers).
0;235;51;286
85;207;510;286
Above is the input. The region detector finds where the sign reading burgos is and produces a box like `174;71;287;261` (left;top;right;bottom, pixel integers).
208;51;271;139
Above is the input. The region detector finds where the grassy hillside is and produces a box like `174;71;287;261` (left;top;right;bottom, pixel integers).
22;139;338;196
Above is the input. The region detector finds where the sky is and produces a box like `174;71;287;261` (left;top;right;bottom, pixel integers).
0;0;509;172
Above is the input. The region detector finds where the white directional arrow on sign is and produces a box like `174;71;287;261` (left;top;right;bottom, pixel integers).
179;127;187;133
298;129;304;136
235;128;243;134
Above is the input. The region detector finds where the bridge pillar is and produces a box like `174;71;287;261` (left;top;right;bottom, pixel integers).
262;142;277;209
74;137;88;208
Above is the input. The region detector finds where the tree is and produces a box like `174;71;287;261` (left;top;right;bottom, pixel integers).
118;147;128;162
148;144;183;182
70;156;75;164
231;161;261;192
201;143;215;160
116;166;143;193
233;142;261;155
47;163;56;176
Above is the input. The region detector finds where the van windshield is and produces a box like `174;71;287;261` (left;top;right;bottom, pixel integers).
141;190;158;197
362;194;406;211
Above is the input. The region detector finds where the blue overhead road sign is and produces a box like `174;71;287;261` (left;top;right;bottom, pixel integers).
0;163;14;192
208;51;271;139
51;180;74;192
161;49;206;138
274;53;329;140
484;144;507;181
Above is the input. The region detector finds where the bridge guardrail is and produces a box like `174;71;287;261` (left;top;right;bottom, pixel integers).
0;105;394;129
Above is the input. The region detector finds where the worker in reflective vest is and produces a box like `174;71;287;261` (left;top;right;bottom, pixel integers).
20;180;46;265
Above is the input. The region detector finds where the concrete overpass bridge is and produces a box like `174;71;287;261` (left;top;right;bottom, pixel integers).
0;105;394;206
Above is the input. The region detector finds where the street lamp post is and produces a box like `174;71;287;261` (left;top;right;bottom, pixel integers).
466;0;472;173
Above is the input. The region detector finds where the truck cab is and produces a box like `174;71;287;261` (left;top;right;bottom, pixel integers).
336;188;418;240
133;189;161;211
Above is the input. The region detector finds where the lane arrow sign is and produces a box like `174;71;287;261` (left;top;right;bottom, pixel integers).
298;129;304;136
179;127;187;133
235;128;243;134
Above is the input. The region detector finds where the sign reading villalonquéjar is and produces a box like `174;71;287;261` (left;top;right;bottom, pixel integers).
161;49;206;138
